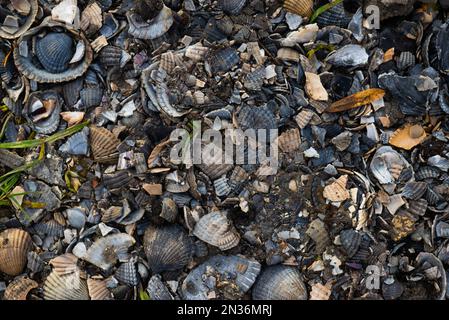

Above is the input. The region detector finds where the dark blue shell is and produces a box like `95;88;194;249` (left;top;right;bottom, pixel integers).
36;32;74;73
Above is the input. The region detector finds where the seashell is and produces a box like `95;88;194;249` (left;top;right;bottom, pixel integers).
244;67;265;91
209;48;240;73
80;87;103;108
159;51;176;74
0;149;25;169
62;78;83;106
185;43;210;62
214;177;231;197
59;127;89;156
144;225;193;273
382;280;404;300
436;222;449;238
51;0;79;26
426;187;442;205
316;2;353;28
340;229;362;258
49;253;79;276
219;0;246;15
25;91;62;135
166;181;190;193
80;2;102;35
402;182;428;200
306;219;330;254
182;255;261;300
90;126;120;163
101;206;123;223
415;166;440;180
252;265;307;300
327;88;385;113
127;5;174;40
428;155;449;172
305;72;328;101
193;211;240;250
277;47;300;62
117;208;145;225
115;261;139;286
100;13;120;39
283;0;313;18
99;46;122;67
0;229;33;276
147;275;174;300
389;124;427;150
43;270;89;300
197;163;233;180
396;51;415;71
323;175;350;202
60;111;85;127
87;278;113;300
237;105;277;131
390;210;416;241
415;253;446;300
325;45;368;67
33;219;64;237
331;131;353;151
0;0;38;39
14;21;93;83
27;251;44;274
4;277;38;300
309;282;332;300
160;198;178;223
295;109;316;129
370;146;413;186
84;233;135;271
229;166;249;192
407;199;428;216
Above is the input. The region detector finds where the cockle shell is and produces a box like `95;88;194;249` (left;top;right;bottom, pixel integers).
49;253;79;276
219;0;246;15
87;278;113;300
115;261;139;286
193;211;240;250
277;128;301;153
283;0;313;18
43;270;89;300
90;126;120;163
0;229;33;276
4;277;38;300
36;32;74;73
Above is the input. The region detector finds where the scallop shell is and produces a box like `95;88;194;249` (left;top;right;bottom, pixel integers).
84;233;136;271
193;211;240;250
252;265;307;300
143;225;193;273
43;270;89;300
127;5;174;40
323;175;350;202
87;278;113;300
160;198;178;223
0;0;38;39
209;48;240;73
278;128;301;153
147;275;174;300
306;219;330;254
402;182;428;200
36;32;74;73
0;229;33;276
219;0;246;15
182;255;261;300
115;261;139;286
90;126;120;163
99;45;122;67
283;0;313;18
4;277;38;300
49;253;79;276
340;229;362;258
14;21;93;83
389;124;427;150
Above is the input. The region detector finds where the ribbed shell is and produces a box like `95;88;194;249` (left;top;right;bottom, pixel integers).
407;199;428;216
415;166;440;180
49;253;79;276
99;46;122;67
0;229;33;276
115;261;139;286
101;206;123;223
193;211;240;250
43;270;89;300
278;128;301;153
283;0;313;18
127;5;174;40
309;282;332;300
295;109;316;129
219;0;246;15
316;3;352;28
214;177;231;197
87;278;113;300
147;275;174;300
402;182;428;200
143;225;193;273
62;78;83;106
209;48;240;73
84;233;136;271
237;105;277;130
36;32;74;73
4;277;38;300
244;67;265;91
59;127;89;155
80;87;103;108
197;163;234;180
103;171;133;190
382;280;404;300
396;51;415;71
340;229;362;258
90;126;120;163
0;0;38;39
252;265;307;300
33;219;64;237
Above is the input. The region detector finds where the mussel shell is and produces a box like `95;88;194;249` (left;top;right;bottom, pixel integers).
143;225;193;274
193;211;240;250
0;228;33;276
181;255;261;300
0;0;38;39
252;265;307;300
43;270;89;300
3;277;38;300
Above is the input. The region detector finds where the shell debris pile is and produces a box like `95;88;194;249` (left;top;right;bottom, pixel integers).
1;0;449;301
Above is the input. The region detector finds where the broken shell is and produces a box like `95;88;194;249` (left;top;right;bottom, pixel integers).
283;0;313;18
127;5;174;40
390;210;416;241
370;146;413;185
160;198;178;223
43;270;89;300
0;229;33;276
147;275;174;300
305;72;328;101
84;233;135;271
323;175;350;202
60;111;85;127
80;2;102;35
340;229;362;258
3;277;38;300
143;225;193;273
49;253;79;276
115;261;139;286
90;126;120;163
277;128;301;153
309;282;332;300
326;45;368;67
99;45;122;67
306;219;330;254
402;182;428;200
389;124;427;150
87;278;113;300
219;0;246;15
0;0;38;39
193;211;240;250
316;2;353;28
25;91;62;135
252;265;307;300
209;47;240;73
327;89;385;113
59;127;89;156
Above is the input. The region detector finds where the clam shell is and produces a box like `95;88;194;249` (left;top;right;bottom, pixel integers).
143;225;193;273
0;0;38;39
219;0;246;15
127;5;174;40
389;124;426;150
99;46;122;67
90;126;120;163
382;280;404;300
283;0;313;18
209;48;240;73
306;219;330;254
147;275;174;300
402;182;428;200
193;211;240;250
115;261;139;286
4;277;38;300
323;175;350;202
252;265;307;300
84;233;136;271
14;21;93;83
278;128;301;153
340;229;362;258
0;229;33;276
36;32;74;73
49;253;79;276
33;219;64;237
43;270;89;300
160;198;178;223
87;278;113;300
182;255;261;300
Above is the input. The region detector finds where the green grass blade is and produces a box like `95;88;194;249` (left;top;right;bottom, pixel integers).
0;112;13;140
310;0;344;23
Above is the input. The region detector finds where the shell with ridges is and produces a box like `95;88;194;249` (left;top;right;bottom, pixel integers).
283;0;313;18
0;0;38;39
43;270;89;300
340;229;362;258
49;253;79;276
87;278;113;300
4;277;38;300
115;261;139;286
193;211;240;250
90;126;120;163
0;228;33;276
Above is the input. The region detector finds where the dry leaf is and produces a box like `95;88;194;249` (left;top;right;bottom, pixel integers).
327;88;385;113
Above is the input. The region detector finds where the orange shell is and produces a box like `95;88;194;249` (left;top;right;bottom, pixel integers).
389;124;427;150
283;0;314;18
0;229;33;276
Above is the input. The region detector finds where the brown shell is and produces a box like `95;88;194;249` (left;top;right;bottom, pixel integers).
306;219;330;254
160;198;178;223
3;277;38;300
101;206;123;223
295;109;316;129
80;2;103;35
49;253;79;276
193;211;240;250
277;48;300;62
0;228;33;276
0;0;38;39
87;278;113;300
284;0;313;18
323;175;350;202
389;124;427;150
390;210;417;241
43;270;89;300
90;126;120;163
278;128;301;153
309;282;332;300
